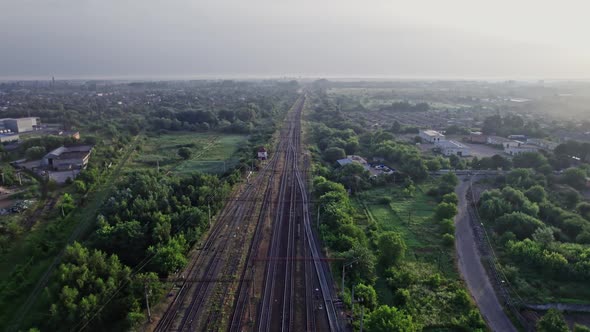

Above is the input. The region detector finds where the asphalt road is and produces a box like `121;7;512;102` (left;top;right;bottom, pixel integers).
455;176;518;332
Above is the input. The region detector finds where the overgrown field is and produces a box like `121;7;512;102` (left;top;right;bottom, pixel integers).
127;132;246;174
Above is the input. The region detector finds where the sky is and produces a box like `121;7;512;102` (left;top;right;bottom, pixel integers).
1;0;590;80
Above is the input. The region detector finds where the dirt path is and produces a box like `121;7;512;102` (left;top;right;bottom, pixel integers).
455;177;517;332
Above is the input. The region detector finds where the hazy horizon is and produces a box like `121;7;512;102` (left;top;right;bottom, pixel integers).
2;0;590;80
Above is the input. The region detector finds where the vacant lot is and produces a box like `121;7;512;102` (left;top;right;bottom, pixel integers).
127;132;246;175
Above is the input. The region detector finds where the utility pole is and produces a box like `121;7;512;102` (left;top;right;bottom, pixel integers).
351;285;355;323
359;305;364;332
144;282;152;322
317;205;321;229
156;160;160;173
207;202;211;227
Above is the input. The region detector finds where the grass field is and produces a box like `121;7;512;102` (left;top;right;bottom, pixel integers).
127;132;246;175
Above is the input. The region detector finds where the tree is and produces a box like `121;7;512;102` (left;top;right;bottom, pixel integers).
148;235;188;275
574;324;590;332
73;180;87;194
324;147;346;163
378;232;407;267
178;147;192;160
25;146;46;160
442;192;458;205
537;309;569;332
436;202;458;220
354;283;378;310
532;227;554;247
495;212;545;240
443;233;455;246
365;305;420;332
563;168;587;190
525;185;547;203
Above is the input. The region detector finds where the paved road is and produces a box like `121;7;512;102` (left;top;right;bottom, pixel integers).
455;176;518;332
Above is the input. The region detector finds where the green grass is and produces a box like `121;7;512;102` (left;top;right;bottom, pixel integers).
127;132;246;174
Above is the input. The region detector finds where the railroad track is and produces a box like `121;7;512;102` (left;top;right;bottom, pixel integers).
155;95;342;332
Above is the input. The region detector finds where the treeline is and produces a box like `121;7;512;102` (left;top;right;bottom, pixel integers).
379;101;430;113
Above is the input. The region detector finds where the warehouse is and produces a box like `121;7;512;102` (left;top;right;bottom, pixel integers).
0;117;40;133
436;140;471;157
42;145;93;171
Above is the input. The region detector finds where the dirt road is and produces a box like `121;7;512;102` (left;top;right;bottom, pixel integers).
455;176;517;332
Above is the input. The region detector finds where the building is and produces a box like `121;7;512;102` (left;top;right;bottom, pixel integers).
0;117;40;133
467;132;488;143
527;138;558;151
257;147;268;160
42;145;93;171
504;144;539;156
436;140;471;157
508;134;527;140
486;136;523;148
0;132;19;143
419;129;445;143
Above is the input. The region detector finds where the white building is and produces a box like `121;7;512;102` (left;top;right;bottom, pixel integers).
436;140;471;157
420;130;445;143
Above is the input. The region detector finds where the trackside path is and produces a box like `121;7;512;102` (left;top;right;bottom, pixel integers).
455;178;517;332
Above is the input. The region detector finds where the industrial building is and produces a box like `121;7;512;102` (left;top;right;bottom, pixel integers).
0;117;40;133
42;145;93;171
419;129;445;143
435;140;471;157
0;132;19;143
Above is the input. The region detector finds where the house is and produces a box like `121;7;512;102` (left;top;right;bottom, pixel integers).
42;145;93;171
336;158;353;166
435;140;471;157
504;144;539;156
0;117;40;133
419;130;445;144
257;147;268;160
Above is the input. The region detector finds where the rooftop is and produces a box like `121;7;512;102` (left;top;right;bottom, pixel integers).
421;129;445;137
437;140;467;148
44;145;93;159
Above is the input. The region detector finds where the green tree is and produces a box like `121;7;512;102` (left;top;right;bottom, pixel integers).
537;309;569;332
148;235;188;275
178;147;192;160
442;192;458;205
25;146;46;160
525;185;547;203
378;232;407;267
436;202;458;220
563;168;587;190
73;180;87;194
324;147;346;162
365;305;420;332
354;283;378;310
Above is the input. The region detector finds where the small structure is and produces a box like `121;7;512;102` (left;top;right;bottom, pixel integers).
336;158;353;166
257;147;268;160
436;140;471;157
42;145;93;170
508;134;527;140
420;130;445;144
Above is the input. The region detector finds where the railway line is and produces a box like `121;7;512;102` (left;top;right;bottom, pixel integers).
154;95;342;332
